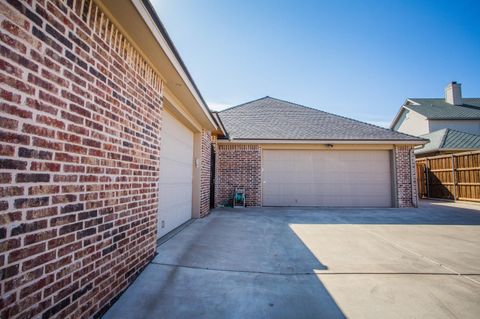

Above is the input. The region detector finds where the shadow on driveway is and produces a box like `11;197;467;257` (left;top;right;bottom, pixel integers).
103;203;480;319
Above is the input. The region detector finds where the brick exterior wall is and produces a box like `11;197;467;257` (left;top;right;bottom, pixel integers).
216;144;262;207
199;130;211;217
212;134;219;208
0;1;163;318
394;145;418;208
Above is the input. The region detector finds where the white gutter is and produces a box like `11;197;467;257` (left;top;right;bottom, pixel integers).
217;139;428;145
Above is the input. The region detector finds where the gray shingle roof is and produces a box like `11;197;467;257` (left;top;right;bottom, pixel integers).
218;97;423;142
407;98;480;120
415;128;480;155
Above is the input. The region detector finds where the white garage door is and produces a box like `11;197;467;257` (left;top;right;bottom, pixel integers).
157;112;194;238
263;150;392;207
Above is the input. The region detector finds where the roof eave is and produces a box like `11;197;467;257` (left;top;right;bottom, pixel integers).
211;112;227;137
415;147;479;155
99;0;218;131
427;117;480;121
137;0;217;130
217;138;427;145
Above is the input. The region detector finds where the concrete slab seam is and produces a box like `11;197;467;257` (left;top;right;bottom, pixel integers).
353;225;480;285
149;261;480;277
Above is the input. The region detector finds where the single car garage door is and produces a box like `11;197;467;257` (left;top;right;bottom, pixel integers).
262;150;393;207
157;112;194;238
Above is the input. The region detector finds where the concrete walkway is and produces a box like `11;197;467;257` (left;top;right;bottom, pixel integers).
103;201;480;319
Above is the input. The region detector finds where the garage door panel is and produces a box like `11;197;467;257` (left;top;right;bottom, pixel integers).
264;194;289;206
157;112;193;239
263;150;392;207
158;184;192;203
157;159;192;182
161;139;192;160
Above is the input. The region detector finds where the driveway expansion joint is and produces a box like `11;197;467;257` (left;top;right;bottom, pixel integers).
104;204;480;319
149;261;480;277
352;224;480;285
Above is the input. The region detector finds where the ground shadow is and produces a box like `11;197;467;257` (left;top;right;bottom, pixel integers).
103;208;348;318
103;204;480;318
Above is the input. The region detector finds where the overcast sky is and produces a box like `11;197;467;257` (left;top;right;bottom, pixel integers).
151;0;480;127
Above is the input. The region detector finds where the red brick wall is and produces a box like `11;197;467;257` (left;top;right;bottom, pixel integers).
212;134;219;208
216;144;262;207
0;0;163;318
200;130;211;217
394;145;418;207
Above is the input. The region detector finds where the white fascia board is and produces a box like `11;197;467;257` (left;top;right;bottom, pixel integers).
217;139;427;145
405;99;421;105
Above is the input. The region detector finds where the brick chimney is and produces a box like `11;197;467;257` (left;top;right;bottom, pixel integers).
445;81;462;105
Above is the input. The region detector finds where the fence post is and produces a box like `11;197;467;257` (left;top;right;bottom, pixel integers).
425;158;430;198
451;155;457;201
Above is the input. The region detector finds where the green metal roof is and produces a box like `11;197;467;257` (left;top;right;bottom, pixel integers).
416;128;480;155
407;98;480;120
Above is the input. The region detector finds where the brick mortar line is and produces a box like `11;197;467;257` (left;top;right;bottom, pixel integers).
0;8;163;94
0;46;162;133
5;231;156;293
0;114;161;158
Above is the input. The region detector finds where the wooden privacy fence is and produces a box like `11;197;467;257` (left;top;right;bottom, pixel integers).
416;151;480;202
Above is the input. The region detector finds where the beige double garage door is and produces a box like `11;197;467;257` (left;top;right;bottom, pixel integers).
262;149;394;207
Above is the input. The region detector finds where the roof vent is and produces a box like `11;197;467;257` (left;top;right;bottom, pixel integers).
445;81;462;105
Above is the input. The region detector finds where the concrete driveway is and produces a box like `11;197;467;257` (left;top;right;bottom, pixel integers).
103;201;480;319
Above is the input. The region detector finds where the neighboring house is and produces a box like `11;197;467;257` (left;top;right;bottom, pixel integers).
390;82;480;157
0;0;219;318
213;97;425;209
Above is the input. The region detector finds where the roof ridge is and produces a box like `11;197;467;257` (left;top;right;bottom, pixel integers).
218;96;271;113
409;97;441;100
439;128;451;148
409;97;480;100
259;96;329;112
408;98;480;109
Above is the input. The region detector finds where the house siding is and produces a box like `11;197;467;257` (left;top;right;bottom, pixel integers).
428;119;480;135
0;1;163;318
216;144;262;207
395;109;429;136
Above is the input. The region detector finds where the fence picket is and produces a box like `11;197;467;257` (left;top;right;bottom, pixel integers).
416;151;480;201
